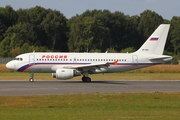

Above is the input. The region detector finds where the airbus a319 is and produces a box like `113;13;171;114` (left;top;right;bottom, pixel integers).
6;24;172;82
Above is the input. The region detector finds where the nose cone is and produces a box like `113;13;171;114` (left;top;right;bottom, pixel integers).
6;61;15;71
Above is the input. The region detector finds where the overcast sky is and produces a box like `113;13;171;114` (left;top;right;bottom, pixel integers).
1;0;180;20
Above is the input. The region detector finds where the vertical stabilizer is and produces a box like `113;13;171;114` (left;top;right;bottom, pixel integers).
135;24;170;55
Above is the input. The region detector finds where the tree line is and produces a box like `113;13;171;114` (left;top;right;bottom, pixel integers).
0;5;180;63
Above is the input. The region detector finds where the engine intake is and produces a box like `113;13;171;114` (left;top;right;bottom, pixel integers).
52;69;81;80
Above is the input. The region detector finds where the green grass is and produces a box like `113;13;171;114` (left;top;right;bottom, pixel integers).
0;93;180;120
1;72;180;80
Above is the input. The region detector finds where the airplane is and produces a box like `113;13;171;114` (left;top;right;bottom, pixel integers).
6;24;172;82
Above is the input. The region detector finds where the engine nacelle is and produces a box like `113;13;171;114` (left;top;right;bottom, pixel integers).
52;69;81;80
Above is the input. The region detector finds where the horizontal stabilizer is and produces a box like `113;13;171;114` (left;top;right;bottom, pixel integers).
148;55;172;61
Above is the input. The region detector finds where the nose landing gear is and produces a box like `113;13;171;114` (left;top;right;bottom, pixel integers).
29;72;34;82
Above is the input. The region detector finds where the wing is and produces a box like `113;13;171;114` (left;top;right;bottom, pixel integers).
71;60;118;73
71;63;109;69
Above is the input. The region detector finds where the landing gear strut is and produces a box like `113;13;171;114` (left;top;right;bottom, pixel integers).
29;72;34;82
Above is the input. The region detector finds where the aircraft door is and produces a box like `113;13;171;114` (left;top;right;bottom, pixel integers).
132;55;138;66
29;54;35;65
73;58;77;63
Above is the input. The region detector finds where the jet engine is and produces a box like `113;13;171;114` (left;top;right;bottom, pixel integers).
52;69;81;80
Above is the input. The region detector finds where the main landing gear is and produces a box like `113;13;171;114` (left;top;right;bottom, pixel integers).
29;72;34;82
82;76;91;82
81;72;91;82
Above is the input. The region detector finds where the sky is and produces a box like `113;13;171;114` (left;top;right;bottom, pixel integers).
0;0;180;20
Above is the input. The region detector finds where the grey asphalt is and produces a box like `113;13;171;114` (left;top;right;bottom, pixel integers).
0;80;180;96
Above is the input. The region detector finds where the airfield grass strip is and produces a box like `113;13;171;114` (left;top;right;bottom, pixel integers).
1;72;180;80
0;93;180;120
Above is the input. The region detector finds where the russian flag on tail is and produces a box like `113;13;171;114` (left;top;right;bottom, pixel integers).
150;36;159;41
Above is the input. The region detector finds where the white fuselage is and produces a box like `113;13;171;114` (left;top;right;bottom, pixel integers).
6;52;165;73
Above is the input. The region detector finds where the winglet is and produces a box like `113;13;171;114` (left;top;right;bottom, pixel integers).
113;60;118;65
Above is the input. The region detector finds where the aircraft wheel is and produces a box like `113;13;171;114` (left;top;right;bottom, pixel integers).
86;77;91;82
82;76;86;82
29;78;34;82
82;77;91;82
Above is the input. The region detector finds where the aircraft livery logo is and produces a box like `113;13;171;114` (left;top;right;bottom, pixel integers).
150;36;159;41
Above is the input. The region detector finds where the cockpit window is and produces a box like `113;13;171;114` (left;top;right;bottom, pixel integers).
14;58;23;61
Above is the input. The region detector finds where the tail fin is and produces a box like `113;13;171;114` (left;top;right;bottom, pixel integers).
135;24;170;55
